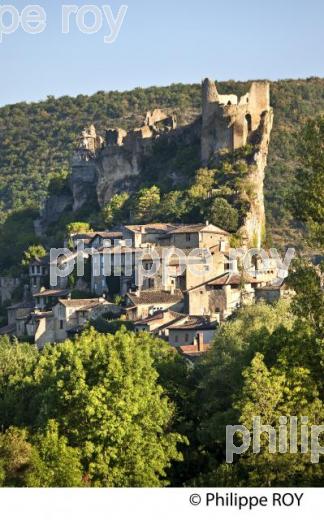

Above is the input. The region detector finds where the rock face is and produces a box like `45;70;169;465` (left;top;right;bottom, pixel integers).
38;79;273;247
37;191;73;227
239;108;274;248
71;110;178;209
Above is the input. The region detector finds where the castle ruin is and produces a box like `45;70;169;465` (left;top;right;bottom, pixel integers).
38;78;273;248
201;78;272;163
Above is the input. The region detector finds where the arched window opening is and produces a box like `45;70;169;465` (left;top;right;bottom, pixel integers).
245;113;252;133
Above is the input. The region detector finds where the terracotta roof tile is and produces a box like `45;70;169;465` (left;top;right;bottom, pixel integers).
127;290;183;306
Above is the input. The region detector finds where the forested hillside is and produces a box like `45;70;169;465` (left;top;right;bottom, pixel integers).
0;78;323;252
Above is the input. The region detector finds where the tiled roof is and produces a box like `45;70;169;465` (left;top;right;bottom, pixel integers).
124;223;177;234
58;298;107;309
135;310;185;326
168;316;217;331
127;290;183;306
186;272;257;293
166;223;230;235
90;231;123;241
33;288;71;298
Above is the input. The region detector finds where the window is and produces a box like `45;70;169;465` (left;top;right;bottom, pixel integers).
245;113;252;133
175;335;178;343
185;333;189;342
59;320;64;330
186;233;191;242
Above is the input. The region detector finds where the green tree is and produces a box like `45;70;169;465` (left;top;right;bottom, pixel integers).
159;191;187;221
188;168;216;200
66;222;92;236
293;115;324;247
133;186;160;223
0;423;84;487
22;244;46;267
0;330;185;487
47;169;70;196
102;192;129;226
207;197;239;232
27;420;84;487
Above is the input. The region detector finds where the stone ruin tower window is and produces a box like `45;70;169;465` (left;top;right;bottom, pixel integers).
245;113;252;133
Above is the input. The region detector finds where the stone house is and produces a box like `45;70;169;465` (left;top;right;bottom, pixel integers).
168;316;218;349
178;332;211;360
29;255;50;294
26;297;113;347
121;223;177;247
33;288;71;310
125;289;184;321
255;281;294;303
157;223;230;249
134;310;187;334
3;300;35;338
185;272;261;320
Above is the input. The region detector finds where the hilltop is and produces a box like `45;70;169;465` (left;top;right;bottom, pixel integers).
0;77;323;272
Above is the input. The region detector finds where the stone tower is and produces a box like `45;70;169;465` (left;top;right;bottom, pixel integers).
201;78;273;248
201;78;271;164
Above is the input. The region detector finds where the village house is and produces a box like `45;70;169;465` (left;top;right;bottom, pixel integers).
121;223;177;247
33;287;71;310
134;309;187;334
255;280;295;303
125;289;184;321
157;222;229;249
29;255;50;294
168;316;218;349
185;272;262;320
26;297;117;348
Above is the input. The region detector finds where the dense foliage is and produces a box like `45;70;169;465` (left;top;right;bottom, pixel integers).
0;329;186;487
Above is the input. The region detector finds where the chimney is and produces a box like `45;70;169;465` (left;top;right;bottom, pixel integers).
197;332;204;352
205;220;209;226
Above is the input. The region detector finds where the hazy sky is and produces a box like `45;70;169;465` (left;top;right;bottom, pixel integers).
1;0;323;106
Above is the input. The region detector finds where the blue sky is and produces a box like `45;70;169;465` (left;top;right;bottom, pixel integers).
0;0;323;106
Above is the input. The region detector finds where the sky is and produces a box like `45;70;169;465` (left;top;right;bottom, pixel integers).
0;0;323;106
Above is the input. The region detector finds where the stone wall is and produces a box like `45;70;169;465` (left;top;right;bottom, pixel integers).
201;78;271;164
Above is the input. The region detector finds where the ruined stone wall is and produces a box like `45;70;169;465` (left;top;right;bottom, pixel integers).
201;78;273;247
201;79;271;163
